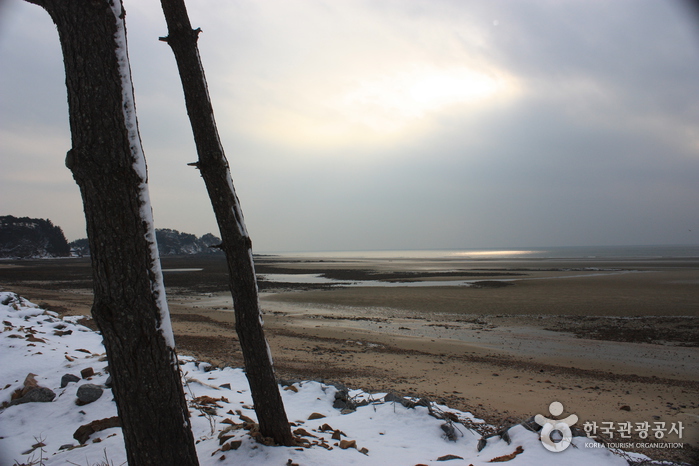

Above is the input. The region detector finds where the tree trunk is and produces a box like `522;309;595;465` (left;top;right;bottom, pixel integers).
24;1;199;464
159;0;295;446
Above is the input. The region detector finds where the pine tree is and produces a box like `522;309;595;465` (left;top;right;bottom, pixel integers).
24;1;200;463
159;0;294;445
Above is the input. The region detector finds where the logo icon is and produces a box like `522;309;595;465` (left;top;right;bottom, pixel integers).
535;401;578;452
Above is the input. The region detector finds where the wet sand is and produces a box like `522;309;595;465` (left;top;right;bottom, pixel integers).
2;255;698;463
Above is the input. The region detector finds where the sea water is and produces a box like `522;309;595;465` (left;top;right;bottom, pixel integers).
265;244;699;260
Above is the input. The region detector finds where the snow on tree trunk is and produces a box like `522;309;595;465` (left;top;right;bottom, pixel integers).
108;0;175;351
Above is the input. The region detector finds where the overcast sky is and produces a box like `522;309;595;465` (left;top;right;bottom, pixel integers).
1;0;698;252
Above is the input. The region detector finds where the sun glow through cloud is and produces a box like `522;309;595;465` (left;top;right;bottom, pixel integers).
250;64;520;150
408;68;501;110
340;65;516;134
233;63;519;151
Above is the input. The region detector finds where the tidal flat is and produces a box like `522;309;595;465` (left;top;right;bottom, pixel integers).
2;253;698;463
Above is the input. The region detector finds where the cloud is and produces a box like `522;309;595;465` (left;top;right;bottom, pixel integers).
169;0;523;151
1;0;698;250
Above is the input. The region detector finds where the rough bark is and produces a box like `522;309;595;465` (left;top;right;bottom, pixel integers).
24;0;199;464
159;0;294;446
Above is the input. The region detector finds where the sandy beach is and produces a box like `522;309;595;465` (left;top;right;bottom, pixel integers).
1;253;698;463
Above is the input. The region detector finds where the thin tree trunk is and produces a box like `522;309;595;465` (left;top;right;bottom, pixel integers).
24;1;199;464
159;0;294;446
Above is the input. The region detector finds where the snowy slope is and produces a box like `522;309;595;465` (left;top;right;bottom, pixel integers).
0;292;648;465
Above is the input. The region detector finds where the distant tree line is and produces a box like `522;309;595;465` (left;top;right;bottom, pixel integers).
155;229;223;256
0;216;222;258
72;228;224;256
0;215;70;258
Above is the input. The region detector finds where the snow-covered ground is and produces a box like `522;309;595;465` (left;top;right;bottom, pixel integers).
0;291;656;465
